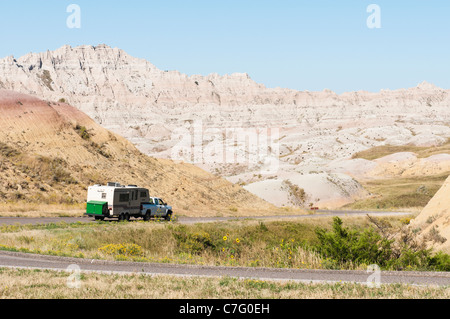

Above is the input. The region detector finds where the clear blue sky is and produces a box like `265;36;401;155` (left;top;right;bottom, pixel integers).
0;1;449;93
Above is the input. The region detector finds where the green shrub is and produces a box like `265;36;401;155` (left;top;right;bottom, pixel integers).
173;226;215;254
427;252;450;271
314;217;450;271
386;248;431;270
258;222;268;232
74;125;90;140
315;217;393;267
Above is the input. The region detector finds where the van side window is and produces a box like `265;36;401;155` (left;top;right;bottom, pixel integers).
119;193;129;202
140;192;147;198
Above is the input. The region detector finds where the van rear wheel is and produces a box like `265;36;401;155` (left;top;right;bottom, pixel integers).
118;213;125;222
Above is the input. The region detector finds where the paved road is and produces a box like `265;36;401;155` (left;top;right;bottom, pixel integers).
178;210;414;224
0;251;448;287
0;210;414;226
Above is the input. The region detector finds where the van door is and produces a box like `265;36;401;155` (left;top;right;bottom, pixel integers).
154;198;164;217
139;189;149;203
118;192;130;213
131;189;139;215
148;197;156;216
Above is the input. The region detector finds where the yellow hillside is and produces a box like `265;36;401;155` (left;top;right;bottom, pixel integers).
410;175;450;253
0;89;279;217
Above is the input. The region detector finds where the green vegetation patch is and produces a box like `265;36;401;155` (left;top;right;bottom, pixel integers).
38;70;54;91
346;173;449;210
74;124;90;140
315;217;449;271
352;139;450;161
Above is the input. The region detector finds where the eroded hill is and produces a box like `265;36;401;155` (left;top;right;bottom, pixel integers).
0;89;278;216
410;175;450;253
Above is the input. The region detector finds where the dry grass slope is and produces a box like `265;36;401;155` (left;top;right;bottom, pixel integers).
345;173;449;211
352;139;450;161
0;90;279;217
347;141;450;211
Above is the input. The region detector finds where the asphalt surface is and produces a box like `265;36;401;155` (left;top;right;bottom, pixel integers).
0;210;414;226
0;251;448;286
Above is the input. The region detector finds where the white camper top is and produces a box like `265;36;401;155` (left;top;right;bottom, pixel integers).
87;183;150;203
89;182;143;190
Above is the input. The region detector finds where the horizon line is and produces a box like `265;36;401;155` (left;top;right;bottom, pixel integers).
2;43;447;95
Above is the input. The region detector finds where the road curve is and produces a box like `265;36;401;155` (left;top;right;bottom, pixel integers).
0;251;448;287
0;210;414;226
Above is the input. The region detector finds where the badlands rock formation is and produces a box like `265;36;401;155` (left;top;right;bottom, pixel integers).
0;44;449;208
0;89;277;216
410;175;450;253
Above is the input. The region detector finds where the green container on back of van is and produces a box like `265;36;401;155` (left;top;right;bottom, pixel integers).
86;201;108;216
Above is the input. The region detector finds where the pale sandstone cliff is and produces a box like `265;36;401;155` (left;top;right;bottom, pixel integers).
0;44;449;208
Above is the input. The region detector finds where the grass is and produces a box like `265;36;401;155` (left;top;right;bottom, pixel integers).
0;218;326;269
0;142;21;158
0;268;448;299
0;203;84;217
345;173;449;211
0;142;93;207
352;139;450;161
350;141;450;211
2;215;443;272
